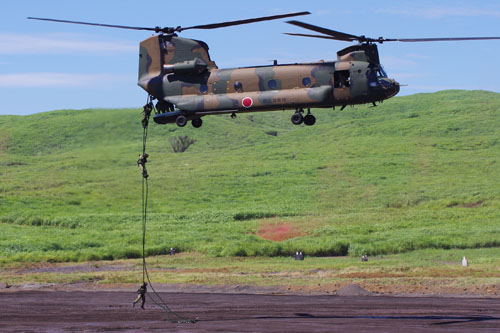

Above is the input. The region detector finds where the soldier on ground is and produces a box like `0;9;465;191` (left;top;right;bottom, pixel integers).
462;256;468;267
295;251;304;260
133;282;148;309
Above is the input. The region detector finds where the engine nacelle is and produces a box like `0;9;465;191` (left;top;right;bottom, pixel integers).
163;58;208;75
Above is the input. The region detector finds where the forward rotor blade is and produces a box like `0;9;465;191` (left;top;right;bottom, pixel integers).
284;32;339;40
27;17;156;31
286;20;500;44
286;20;359;41
393;36;500;42
182;11;310;31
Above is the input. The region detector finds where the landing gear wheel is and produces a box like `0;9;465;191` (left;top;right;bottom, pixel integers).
192;118;203;128
176;115;188;127
291;113;303;125
304;114;316;126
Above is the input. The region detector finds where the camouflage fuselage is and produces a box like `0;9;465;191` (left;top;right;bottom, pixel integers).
137;35;399;122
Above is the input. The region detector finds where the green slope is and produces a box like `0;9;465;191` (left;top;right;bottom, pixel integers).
0;90;499;262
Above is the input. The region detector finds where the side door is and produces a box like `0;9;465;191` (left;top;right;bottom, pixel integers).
349;62;369;97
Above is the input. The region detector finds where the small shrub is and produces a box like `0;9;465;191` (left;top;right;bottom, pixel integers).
233;212;276;221
250;171;271;177
169;135;196;153
265;131;278;136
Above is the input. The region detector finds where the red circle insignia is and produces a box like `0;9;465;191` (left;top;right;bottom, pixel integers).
242;97;253;108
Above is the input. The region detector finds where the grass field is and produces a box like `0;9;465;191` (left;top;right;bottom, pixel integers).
2;249;500;296
0;90;499;264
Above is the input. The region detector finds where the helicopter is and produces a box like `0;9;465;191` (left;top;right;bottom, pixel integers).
28;14;500;128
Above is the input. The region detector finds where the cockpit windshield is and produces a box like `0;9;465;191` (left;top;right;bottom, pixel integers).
376;66;387;78
367;65;388;87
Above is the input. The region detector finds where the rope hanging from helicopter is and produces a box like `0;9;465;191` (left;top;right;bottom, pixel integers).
139;96;196;324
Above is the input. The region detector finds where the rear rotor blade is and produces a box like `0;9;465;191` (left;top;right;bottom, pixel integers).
286;20;359;41
394;36;500;42
27;17;157;31
182;11;310;31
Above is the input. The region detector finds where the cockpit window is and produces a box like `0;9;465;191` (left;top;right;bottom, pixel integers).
367;66;388;87
376;66;387;78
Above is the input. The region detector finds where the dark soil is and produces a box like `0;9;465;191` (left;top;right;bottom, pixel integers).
2;290;500;332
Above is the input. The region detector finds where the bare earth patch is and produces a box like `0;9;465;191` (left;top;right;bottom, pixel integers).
257;220;303;241
462;200;484;208
335;284;373;296
3;290;500;332
2;254;500;298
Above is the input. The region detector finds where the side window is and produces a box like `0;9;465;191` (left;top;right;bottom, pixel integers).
268;79;277;90
234;81;243;92
334;70;350;88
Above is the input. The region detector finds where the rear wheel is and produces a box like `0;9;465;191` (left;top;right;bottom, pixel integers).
291;113;303;125
192;118;203;128
176;115;187;127
304;114;316;126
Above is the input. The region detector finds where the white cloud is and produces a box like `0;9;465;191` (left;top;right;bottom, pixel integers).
382;55;418;69
378;5;500;19
314;10;333;17
0;33;136;55
390;72;427;79
0;72;135;88
404;84;500;92
406;53;430;60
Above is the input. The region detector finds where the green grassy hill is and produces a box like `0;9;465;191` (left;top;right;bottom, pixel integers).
1;90;499;262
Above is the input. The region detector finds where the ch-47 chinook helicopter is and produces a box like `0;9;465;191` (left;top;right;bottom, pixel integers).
28;13;500;128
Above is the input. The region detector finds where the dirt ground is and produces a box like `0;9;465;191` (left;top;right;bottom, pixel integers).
1;287;500;332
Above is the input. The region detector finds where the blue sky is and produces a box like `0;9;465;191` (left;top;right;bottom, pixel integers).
1;0;499;115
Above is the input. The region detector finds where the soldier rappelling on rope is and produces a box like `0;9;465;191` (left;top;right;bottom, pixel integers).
137;153;149;178
129;96;197;322
141;102;153;129
133;282;148;309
